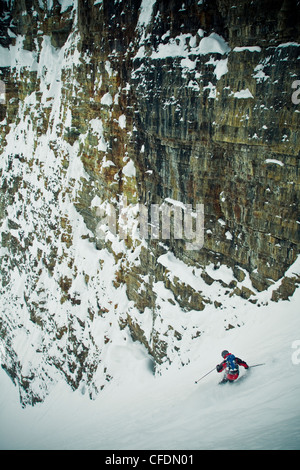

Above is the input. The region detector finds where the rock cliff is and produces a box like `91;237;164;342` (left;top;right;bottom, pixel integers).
0;0;299;406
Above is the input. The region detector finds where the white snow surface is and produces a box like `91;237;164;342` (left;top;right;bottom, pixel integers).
233;88;254;99
1;285;300;450
137;0;156;30
134;31;230;61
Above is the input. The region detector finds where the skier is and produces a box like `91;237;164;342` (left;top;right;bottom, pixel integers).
216;350;249;384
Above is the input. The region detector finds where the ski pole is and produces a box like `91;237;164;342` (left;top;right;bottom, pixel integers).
195;367;215;384
250;363;265;368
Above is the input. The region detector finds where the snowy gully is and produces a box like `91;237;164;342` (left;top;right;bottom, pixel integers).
104;454;194;467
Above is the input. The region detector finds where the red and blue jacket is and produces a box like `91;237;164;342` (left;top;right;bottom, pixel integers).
216;353;249;381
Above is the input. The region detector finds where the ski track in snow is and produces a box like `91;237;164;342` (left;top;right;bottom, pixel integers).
1;288;300;450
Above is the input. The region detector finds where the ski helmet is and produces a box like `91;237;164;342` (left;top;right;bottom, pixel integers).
221;350;229;358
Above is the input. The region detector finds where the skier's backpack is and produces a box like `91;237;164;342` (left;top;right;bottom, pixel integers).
226;354;238;371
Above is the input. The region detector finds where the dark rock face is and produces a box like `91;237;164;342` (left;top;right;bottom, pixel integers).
0;0;299;405
128;0;300;291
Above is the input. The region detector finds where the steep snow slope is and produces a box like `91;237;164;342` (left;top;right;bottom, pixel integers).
1;282;299;450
